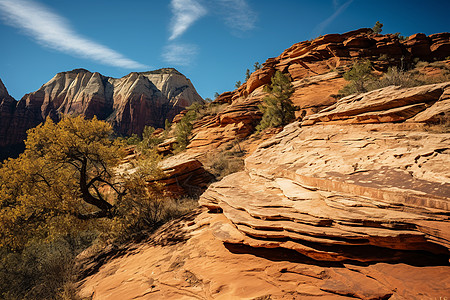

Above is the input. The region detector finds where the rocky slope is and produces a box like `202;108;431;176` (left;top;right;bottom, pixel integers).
181;29;450;153
75;27;450;298
0;68;203;151
77;82;450;299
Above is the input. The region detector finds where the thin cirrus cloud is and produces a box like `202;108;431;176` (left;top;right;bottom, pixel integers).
164;0;256;66
162;43;198;66
313;0;354;37
0;0;148;69
218;0;257;34
332;0;340;10
169;0;207;41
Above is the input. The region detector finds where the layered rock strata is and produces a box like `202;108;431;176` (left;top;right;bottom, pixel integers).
0;68;203;148
75;32;450;299
303;82;450;125
199;83;450;263
157;153;214;196
78;209;450;299
183;30;450;152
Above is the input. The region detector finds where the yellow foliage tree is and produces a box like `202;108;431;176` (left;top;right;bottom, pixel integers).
0;116;126;250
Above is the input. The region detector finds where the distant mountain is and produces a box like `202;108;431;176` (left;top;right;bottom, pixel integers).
0;68;204;159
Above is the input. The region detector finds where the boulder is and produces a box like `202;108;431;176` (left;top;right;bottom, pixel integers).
245;68;275;95
156;153;214;196
429;32;450;59
404;33;432;59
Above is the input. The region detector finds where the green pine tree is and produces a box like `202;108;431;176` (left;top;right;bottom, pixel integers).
342;59;374;93
245;69;251;81
175;102;203;150
256;71;295;131
372;21;383;34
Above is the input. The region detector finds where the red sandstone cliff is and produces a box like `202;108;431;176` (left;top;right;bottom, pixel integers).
179;29;450;153
0;68;203;149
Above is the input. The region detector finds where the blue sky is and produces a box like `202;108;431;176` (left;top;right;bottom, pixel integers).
0;0;449;100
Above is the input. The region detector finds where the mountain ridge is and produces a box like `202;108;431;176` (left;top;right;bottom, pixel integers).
0;68;204;159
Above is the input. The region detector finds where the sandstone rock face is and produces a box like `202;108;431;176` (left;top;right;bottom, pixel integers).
0;68;203;148
78;209;450;299
0;79;16;146
199;119;450;262
156;153;214;196
186;87;265;152
78;82;450;299
184;29;450;152
303;82;450;125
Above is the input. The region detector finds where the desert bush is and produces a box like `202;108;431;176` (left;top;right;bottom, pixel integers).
245;69;251;81
338;60;450;98
394;32;407;41
140;126;164;149
0;116;200;298
0;116;128;251
257;71;296;131
126;133;141;145
0;232;95;300
368;67;422;90
204;140;245;180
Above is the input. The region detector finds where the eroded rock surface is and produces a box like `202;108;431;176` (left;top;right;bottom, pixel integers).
199;118;450;261
78;210;450;300
157;153;214;196
76;31;450;299
78;82;450;299
303;82;450;125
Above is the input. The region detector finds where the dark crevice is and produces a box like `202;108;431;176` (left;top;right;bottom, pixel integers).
224;234;450;266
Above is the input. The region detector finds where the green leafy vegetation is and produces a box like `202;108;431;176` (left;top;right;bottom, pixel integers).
140;126;164;150
254;62;261;71
372;21;383;34
0;232;95;300
0;116;127;251
338;59;450;98
175;102;203;150
256;71;296;131
394;32;407;41
245;69;251;81
235;80;242;88
340;59;375;95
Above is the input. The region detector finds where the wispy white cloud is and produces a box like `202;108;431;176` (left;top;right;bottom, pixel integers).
332;0;340;10
0;0;148;69
169;0;207;40
313;0;354;37
162;43;198;66
217;0;257;34
164;0;255;66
